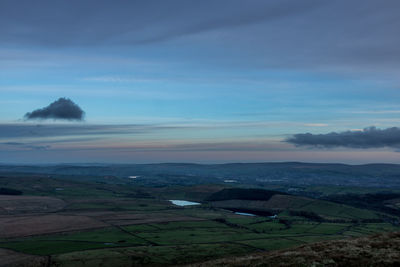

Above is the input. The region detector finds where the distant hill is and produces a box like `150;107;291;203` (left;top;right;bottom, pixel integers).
1;162;400;187
189;231;400;267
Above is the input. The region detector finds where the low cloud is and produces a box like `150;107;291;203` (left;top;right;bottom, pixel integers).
1;142;51;150
24;98;85;121
286;126;400;149
0;123;177;139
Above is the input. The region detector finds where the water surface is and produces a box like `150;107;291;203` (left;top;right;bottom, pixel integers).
169;200;200;206
234;212;256;216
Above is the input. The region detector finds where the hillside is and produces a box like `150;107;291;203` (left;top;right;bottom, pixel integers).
189;231;400;266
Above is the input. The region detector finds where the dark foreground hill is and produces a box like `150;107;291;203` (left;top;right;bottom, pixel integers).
188;231;400;267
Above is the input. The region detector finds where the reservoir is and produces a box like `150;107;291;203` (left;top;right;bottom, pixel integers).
169;200;200;206
234;212;256;216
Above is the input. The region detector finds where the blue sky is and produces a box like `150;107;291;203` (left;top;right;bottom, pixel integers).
1;0;400;164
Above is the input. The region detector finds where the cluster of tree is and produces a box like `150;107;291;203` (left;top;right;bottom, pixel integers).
0;187;22;195
354;219;384;223
206;188;287;201
289;210;323;222
213;218;247;230
278;218;292;229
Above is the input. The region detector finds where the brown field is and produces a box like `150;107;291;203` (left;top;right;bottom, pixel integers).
0;196;66;215
0;248;47;267
0;209;206;238
0;214;107;238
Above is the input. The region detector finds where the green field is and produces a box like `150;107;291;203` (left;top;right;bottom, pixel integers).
1;216;398;260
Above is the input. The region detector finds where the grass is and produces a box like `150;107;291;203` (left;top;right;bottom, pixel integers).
126;220;270;245
0;240;112;255
33;227;147;244
66;202;116;210
136;228;258;245
51;243;254;266
224;216;266;225
246;221;287;232
2;218;396;257
65;199;171;212
0;227;148;255
172;206;235;219
122;224;160;232
305;223;350;235
237;238;303;251
349;223;399;235
290;235;346;244
298;200;379;220
192;232;400;266
140;220;227;230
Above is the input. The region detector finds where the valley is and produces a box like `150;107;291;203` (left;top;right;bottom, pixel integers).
0;163;399;266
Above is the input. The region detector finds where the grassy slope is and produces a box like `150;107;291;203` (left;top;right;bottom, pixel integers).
1;214;397;263
189;231;400;267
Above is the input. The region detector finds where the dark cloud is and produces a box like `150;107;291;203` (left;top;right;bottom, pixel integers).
286;127;400;149
24;98;85;121
131;0;321;45
0;0;320;46
1;0;399;74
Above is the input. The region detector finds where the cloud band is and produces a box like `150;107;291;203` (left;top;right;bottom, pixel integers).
286;127;400;148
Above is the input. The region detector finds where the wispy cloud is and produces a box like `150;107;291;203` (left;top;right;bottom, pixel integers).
128;0;322;44
82;76;158;83
351;110;400;115
0;1;321;46
303;123;329;127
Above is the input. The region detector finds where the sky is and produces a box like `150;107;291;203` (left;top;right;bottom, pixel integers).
1;0;400;164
